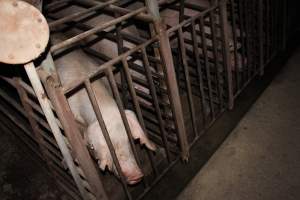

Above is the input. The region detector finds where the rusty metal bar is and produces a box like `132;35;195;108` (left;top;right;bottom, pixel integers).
0;86;60;149
141;47;172;162
104;68;151;186
146;0;189;160
199;17;215;117
178;27;198;137
14;77;56;170
25;63;91;200
155;22;189;160
282;0;287;51
63;36;158;94
236;0;247;85
36;66;107;200
258;0;264;75
190;20;207;128
219;0;234;109
121;58;164;169
229;0;241;87
73;0;153;22
83;79;132;200
50;6;147;52
179;0;185;22
49;0;119;28
209;11;224;109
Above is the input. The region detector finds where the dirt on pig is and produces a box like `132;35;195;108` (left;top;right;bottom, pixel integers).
0;130;66;200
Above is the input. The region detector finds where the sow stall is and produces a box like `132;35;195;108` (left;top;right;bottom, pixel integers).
0;0;286;200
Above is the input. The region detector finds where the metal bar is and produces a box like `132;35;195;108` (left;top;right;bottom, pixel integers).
191;20;207;128
209;10;224;110
219;0;234;109
26;63;97;200
73;0;153;22
104;68;150;186
281;0;287;51
236;0;247;86
199;17;215;117
229;0;240;88
141;47;172;162
258;0;264;75
49;0;119;28
50;7;147;52
147;0;189;160
120;58;164;169
178;27;198;138
154;21;189;160
83;79;132;200
179;0;185;22
14;77;56;169
63;36;158;95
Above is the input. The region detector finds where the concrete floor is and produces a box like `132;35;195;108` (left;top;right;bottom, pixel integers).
177;48;300;200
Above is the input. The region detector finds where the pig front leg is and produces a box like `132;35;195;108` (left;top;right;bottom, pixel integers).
125;110;156;151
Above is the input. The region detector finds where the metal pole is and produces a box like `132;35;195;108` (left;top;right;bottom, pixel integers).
219;0;234;109
145;0;190;161
24;62;90;200
258;0;264;76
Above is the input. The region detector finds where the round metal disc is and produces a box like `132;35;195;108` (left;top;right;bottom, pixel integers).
0;0;49;64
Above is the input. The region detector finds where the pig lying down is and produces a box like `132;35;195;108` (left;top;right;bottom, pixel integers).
52;34;156;185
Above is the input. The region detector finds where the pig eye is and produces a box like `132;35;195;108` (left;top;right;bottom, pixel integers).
88;143;95;150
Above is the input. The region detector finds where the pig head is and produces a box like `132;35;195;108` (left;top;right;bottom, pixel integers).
52;33;156;185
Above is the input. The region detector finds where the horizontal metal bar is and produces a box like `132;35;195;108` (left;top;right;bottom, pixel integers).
63;36;158;94
50;7;147;52
49;0;119;28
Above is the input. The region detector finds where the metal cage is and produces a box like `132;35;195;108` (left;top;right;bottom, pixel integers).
0;0;287;200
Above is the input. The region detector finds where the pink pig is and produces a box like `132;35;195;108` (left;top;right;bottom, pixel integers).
53;34;156;185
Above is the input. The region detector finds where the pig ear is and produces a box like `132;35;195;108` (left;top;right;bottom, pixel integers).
125;110;156;151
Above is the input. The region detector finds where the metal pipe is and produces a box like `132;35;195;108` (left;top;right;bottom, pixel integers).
49;0;119;28
73;0;153;22
24;63;90;200
219;0;234;109
147;0;189;160
83;79;132;200
50;7;147;52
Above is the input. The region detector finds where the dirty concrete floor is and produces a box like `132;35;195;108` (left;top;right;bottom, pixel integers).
177;47;300;200
0;130;63;200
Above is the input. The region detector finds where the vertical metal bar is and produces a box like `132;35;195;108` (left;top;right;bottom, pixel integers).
146;0;189;161
199;17;216;116
178;27;198;138
14;78;55;162
40;74;108;200
114;10;129;107
156;25;190;160
83;79;132;200
245;0;253;80
121;58;165;170
258;0;264;75
179;0;185;22
282;0;287;51
229;0;240;88
141;47;173;157
219;0;234;109
104;68;150;186
209;11;224;109
191;20;207;130
237;0;247;85
266;0;270;62
24;63;92;200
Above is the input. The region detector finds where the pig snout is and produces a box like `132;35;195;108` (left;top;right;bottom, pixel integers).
118;160;143;185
